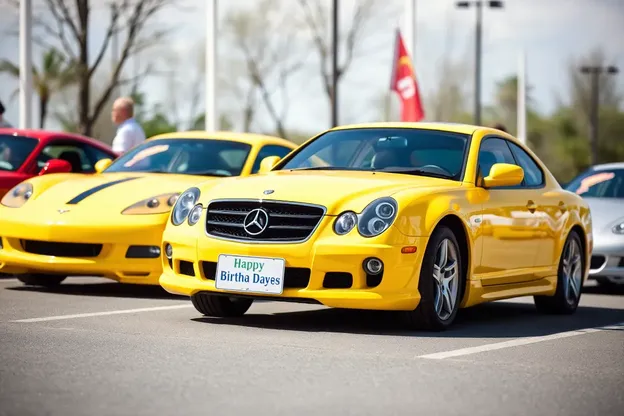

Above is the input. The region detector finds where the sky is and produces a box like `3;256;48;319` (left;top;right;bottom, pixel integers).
0;0;623;136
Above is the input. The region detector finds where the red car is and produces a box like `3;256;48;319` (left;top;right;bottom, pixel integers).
0;128;118;199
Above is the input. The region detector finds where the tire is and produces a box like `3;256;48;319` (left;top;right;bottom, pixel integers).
17;274;67;287
403;225;464;331
191;293;253;317
534;230;584;314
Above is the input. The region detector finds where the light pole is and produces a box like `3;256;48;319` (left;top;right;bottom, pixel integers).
205;0;217;132
456;0;503;126
19;0;32;129
331;0;339;128
580;65;618;165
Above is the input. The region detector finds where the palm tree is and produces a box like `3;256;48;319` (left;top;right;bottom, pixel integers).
0;48;77;129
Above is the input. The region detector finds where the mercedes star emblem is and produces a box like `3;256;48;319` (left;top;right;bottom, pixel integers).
263;189;274;195
243;208;269;236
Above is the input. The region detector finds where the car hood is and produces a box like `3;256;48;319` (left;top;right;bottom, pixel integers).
586;198;624;234
25;172;215;214
198;170;461;214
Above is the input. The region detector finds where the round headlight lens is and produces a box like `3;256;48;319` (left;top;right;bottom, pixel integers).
334;211;357;235
171;187;200;225
613;222;624;235
357;197;398;238
188;204;203;226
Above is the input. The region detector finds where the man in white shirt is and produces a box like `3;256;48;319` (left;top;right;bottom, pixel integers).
111;97;145;153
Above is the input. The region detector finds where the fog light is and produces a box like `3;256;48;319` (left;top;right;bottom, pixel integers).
126;245;161;259
363;257;383;275
164;243;173;259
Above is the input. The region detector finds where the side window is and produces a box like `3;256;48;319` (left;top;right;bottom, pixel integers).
251;145;293;173
36;142;95;173
477;138;516;180
83;145;115;167
508;142;544;187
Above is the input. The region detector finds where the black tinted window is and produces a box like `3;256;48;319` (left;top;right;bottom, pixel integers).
105;138;252;177
280;128;469;181
478;138;515;178
251;145;293;173
0;134;38;171
37;143;95;173
565;168;624;198
508;142;544;186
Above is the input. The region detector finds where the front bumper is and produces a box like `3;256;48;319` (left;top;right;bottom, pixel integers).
159;219;428;311
589;247;624;283
0;212;168;284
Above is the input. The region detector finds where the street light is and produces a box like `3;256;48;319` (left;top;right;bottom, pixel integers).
456;0;504;126
579;65;619;165
331;0;339;128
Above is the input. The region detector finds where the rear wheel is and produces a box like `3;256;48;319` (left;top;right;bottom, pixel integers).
403;226;464;331
191;293;253;317
17;274;67;287
534;230;584;314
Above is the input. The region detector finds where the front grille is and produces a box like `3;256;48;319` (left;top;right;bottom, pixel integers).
590;255;606;270
21;240;102;258
201;261;310;288
205;199;325;243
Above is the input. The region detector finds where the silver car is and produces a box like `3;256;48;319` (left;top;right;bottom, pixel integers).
565;162;624;287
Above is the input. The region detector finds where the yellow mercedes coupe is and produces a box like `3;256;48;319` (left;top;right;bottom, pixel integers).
0;131;297;286
159;123;592;330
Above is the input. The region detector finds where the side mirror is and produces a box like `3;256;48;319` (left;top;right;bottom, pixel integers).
258;156;281;174
38;159;72;176
482;163;524;188
94;158;113;173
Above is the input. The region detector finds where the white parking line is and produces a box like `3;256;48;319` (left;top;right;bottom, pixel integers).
419;321;624;360
11;304;193;323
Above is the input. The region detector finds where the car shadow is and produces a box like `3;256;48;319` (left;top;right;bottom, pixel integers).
191;300;624;338
5;281;186;300
582;284;624;296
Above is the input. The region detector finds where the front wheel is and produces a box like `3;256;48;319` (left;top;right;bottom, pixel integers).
191;293;253;317
17;274;67;287
534;230;584;314
403;226;464;331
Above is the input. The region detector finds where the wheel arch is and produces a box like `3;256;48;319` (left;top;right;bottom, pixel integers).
432;214;471;303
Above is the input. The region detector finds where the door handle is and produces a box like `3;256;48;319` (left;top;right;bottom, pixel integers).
526;200;537;213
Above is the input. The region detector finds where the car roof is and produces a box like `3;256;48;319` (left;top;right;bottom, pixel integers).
328;122;483;135
591;162;624;170
0;128;98;142
147;130;297;147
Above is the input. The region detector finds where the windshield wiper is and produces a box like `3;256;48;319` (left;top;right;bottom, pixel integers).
375;168;453;179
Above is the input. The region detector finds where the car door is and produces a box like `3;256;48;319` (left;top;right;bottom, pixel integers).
507;141;557;270
476;137;542;286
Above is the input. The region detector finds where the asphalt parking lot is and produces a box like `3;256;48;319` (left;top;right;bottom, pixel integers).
1;276;623;416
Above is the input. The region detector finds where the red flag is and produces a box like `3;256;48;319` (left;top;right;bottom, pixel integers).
390;30;425;122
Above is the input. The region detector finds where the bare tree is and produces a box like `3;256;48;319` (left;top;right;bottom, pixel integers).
223;0;305;138
9;0;178;136
297;0;391;125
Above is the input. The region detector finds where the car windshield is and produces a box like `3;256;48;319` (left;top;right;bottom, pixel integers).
104;138;252;177
0;134;39;172
279;128;469;180
565;168;624;198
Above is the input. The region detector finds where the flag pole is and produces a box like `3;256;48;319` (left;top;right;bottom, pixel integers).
517;49;527;145
19;0;32;129
404;0;416;61
205;0;217;132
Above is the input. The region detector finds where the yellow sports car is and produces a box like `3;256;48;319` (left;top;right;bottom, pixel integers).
0;131;297;286
159;123;592;330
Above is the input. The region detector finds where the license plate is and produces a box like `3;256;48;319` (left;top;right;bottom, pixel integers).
215;254;285;295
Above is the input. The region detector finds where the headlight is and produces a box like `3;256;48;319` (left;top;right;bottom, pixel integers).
613;222;624;235
1;183;33;208
188;204;203;226
171;187;201;225
334;211;357;235
357;197;398;237
122;193;179;215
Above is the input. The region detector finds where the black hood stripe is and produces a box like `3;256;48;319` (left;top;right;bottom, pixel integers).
66;177;140;205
